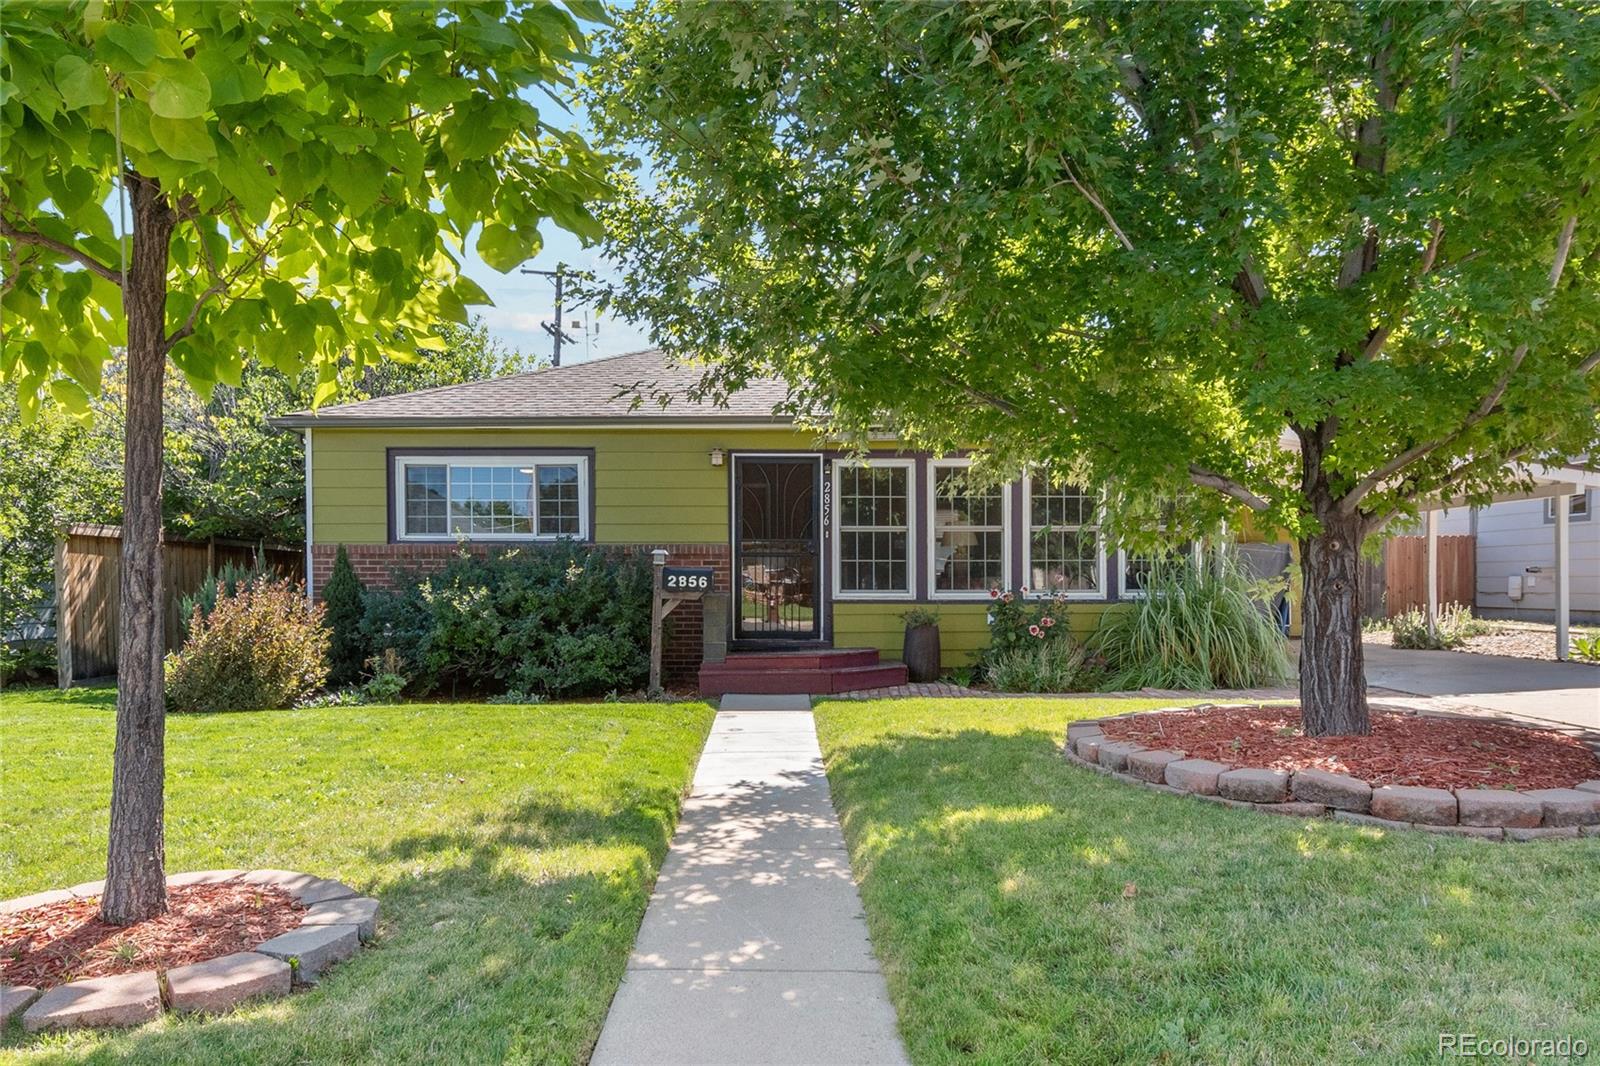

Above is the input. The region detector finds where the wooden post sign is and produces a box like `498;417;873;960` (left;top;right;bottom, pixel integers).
649;551;714;694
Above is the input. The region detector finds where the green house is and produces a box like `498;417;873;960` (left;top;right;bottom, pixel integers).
277;348;1287;692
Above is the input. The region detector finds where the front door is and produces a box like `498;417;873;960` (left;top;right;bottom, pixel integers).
734;456;821;640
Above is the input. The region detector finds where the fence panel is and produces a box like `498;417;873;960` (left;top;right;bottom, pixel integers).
55;525;303;687
1383;535;1475;617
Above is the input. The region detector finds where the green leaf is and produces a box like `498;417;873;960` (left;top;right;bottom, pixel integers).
563;0;615;27
48;377;93;417
54;55;110;109
149;114;216;162
454;275;494;306
103;22;158;66
476;222;540;272
149;58;211;119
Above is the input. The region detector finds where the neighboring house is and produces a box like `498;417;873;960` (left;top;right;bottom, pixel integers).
274;348;1283;690
1434;481;1599;623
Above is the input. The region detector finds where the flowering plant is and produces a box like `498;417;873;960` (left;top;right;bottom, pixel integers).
977;586;1075;678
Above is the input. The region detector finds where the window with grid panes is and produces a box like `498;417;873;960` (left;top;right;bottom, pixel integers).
836;463;912;594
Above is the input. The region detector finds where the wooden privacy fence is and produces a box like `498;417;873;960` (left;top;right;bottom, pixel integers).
55;524;304;687
1383;534;1476;617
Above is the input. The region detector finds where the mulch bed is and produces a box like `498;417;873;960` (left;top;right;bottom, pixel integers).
1099;705;1600;790
1;884;305;990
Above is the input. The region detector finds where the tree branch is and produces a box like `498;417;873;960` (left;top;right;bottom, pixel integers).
1337;342;1528;514
1188;465;1271;511
0;217;122;284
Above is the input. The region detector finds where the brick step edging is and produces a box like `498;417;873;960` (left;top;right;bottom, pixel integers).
3;869;381;1034
1064;705;1600;843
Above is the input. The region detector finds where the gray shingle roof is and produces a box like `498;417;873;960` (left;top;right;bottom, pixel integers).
273;348;792;427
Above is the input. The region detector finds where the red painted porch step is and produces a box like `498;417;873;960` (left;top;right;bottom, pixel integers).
698;648;908;696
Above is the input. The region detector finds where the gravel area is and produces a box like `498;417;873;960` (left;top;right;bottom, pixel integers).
1365;620;1600;662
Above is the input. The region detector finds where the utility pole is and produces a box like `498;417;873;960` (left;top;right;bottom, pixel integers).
519;262;577;366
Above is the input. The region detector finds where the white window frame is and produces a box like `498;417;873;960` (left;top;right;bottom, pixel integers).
393;454;590;542
927;458;1010;600
831;458;917;601
1022;475;1106;600
1544;491;1591;522
1116;541;1205;599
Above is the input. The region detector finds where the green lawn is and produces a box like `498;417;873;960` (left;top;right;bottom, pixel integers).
1;687;714;1064
814;698;1600;1065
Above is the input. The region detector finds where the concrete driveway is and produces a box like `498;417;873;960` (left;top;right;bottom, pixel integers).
1362;643;1600;731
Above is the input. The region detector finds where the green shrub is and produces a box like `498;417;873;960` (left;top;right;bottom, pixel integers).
985;637;1105;693
178;559;270;637
322;545;367;687
1388;604;1490;650
1572;634;1600;663
361;647;408;702
358;544;654;699
0;641;56;687
1092;556;1291;690
900;606;941;628
165;576;330;712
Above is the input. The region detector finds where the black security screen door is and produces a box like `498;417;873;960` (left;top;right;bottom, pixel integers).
734;457;820;639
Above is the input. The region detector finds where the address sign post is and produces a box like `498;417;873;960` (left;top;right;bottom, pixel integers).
649;549;715;695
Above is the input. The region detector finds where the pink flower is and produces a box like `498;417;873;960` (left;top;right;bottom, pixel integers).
1020;586;1029;594
989;588;1000;598
1041;616;1055;627
1028;624;1042;637
1002;593;1014;604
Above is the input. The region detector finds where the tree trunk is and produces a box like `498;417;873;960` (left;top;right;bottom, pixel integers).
1298;509;1370;736
101;177;174;925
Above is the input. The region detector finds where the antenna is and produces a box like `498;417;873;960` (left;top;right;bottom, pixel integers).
519;262;578;366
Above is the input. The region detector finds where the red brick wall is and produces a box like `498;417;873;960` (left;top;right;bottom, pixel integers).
310;542;730;686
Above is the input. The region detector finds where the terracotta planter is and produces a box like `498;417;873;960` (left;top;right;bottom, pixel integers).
902;624;941;682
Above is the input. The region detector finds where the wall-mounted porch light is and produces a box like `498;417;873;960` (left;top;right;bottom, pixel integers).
709;447;726;467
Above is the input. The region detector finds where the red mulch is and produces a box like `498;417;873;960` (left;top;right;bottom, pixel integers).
1099;705;1600;790
1;883;305;990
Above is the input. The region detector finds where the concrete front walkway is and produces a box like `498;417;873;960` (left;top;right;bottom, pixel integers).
1362;643;1600;731
591;695;909;1066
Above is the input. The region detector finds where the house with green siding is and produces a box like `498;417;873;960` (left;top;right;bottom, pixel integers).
277;348;1286;692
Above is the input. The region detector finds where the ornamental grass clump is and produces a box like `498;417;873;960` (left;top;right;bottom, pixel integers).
985;638;1106;694
1092;555;1291;691
165;576;329;713
1388;603;1490;650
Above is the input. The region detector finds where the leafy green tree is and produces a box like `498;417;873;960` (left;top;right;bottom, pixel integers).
586;1;1600;735
321;544;367;688
1;0;608;922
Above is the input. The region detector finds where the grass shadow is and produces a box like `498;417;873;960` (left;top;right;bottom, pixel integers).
820;716;1600;1065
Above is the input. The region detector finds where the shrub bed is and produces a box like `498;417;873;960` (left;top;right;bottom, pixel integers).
165;577;328;713
356;543;653;699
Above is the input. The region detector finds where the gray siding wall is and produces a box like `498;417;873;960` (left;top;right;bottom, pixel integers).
1469;495;1599;621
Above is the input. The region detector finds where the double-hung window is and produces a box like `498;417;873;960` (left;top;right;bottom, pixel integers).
1119;541;1200;597
1024;477;1104;598
833;460;914;597
394;454;589;541
930;460;1007;597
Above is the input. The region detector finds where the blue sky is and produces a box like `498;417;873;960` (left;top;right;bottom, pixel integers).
459;31;654;368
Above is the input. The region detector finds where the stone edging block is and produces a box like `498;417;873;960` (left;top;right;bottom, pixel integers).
1061;704;1600;843
4;868;376;1036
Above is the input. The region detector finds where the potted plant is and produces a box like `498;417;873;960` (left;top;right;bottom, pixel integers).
900;607;942;683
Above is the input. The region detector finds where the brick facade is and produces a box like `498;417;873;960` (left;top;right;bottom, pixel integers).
310;541;731;686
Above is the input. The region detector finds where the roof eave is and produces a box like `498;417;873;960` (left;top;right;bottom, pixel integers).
270;413;796;430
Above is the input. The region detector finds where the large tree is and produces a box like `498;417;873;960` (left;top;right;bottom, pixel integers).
1;0;608;922
585;1;1600;735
